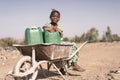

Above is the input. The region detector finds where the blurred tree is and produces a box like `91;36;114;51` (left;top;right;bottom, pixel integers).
79;33;86;42
101;26;120;42
0;37;18;47
85;28;99;42
112;34;120;41
74;35;80;42
63;37;69;41
104;26;113;42
19;38;26;45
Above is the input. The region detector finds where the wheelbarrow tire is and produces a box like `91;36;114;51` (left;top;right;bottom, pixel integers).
13;56;38;80
4;74;16;80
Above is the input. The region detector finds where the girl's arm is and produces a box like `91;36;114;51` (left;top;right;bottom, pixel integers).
43;26;52;31
43;26;55;32
43;26;63;38
55;27;63;38
59;31;63;38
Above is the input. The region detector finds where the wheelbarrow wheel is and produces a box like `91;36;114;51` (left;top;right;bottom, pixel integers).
4;74;16;80
13;56;38;80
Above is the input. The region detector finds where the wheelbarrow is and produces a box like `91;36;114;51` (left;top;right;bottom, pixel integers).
5;41;87;80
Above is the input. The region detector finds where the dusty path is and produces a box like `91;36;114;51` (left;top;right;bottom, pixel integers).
0;42;120;80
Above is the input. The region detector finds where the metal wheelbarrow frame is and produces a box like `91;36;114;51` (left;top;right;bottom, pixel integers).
5;41;87;80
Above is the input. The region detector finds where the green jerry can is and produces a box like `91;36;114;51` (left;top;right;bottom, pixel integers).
43;30;61;43
25;27;43;45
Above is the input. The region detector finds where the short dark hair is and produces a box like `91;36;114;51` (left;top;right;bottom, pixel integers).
50;9;60;18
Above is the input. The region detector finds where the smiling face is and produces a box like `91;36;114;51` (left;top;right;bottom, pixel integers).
50;12;60;23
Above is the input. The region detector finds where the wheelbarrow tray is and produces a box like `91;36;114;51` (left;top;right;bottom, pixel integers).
14;43;72;60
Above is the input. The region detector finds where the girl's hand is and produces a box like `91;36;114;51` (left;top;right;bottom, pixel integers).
43;26;55;32
56;28;63;37
53;26;63;37
53;26;62;32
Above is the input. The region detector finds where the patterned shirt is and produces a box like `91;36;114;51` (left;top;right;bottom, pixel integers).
43;23;63;32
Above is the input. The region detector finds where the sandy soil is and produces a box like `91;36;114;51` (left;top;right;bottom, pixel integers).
0;42;120;80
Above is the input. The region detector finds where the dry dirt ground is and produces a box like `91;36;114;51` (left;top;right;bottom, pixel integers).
0;42;120;80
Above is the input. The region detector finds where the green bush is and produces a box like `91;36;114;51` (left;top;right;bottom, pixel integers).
101;26;120;42
0;37;18;47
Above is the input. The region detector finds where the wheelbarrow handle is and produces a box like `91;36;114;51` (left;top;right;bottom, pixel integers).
68;40;88;60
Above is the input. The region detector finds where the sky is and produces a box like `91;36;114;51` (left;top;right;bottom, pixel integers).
0;0;120;39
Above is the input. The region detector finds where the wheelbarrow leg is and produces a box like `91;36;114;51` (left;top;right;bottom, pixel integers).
52;63;67;80
62;61;69;76
39;64;47;78
32;47;36;66
47;62;52;70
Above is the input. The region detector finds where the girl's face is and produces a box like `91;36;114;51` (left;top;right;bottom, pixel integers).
50;12;60;23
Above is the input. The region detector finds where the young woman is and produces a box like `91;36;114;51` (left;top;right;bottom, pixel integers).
43;10;63;37
43;9;85;75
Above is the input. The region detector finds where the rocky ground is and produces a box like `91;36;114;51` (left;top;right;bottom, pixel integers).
0;42;120;80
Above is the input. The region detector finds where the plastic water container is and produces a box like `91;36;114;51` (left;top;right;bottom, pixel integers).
43;30;61;43
25;27;43;45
